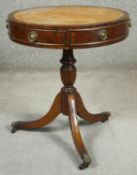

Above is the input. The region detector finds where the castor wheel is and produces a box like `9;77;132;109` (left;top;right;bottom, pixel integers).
11;122;20;133
79;154;91;170
11;127;17;133
79;162;90;170
101;112;111;123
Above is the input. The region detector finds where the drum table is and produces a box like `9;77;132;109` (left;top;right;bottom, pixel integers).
7;6;131;169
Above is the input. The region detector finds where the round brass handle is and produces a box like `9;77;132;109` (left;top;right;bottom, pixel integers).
98;29;108;41
28;31;38;42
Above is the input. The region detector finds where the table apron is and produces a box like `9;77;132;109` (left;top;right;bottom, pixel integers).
8;21;129;49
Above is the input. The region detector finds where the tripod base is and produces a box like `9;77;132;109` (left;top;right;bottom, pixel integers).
11;49;111;170
11;88;110;169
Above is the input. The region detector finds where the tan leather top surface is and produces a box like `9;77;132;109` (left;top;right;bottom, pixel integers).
13;6;126;26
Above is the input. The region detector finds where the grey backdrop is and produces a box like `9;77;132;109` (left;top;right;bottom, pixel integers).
1;2;137;174
0;0;136;71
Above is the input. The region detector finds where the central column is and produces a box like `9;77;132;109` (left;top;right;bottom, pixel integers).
60;49;77;115
60;49;77;93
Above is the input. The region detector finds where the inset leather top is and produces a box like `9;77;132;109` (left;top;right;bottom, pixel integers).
7;6;131;49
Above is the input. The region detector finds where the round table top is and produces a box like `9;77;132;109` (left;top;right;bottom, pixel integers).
10;6;128;27
8;6;130;49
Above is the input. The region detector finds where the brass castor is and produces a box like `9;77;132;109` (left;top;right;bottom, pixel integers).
79;154;91;170
100;112;111;122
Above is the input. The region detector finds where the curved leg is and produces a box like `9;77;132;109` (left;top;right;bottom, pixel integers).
11;93;61;133
67;94;91;170
76;92;111;123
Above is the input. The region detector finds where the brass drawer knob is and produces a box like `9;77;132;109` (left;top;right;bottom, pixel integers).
98;29;108;41
28;31;38;42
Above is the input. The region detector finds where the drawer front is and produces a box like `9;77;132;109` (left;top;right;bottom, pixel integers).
69;22;129;47
8;21;129;49
9;23;65;48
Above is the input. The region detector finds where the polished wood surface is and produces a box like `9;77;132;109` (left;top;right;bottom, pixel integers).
11;93;61;130
76;92;110;123
67;94;91;169
8;5;130;170
11;49;111;169
7;6;130;49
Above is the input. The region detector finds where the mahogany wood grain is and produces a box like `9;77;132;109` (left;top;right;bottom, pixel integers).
11;93;61;130
8;6;131;170
11;49;111;169
7;6;130;49
76;92;111;123
67;94;91;169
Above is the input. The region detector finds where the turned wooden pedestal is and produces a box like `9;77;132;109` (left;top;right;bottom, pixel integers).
11;49;110;169
7;6;130;170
